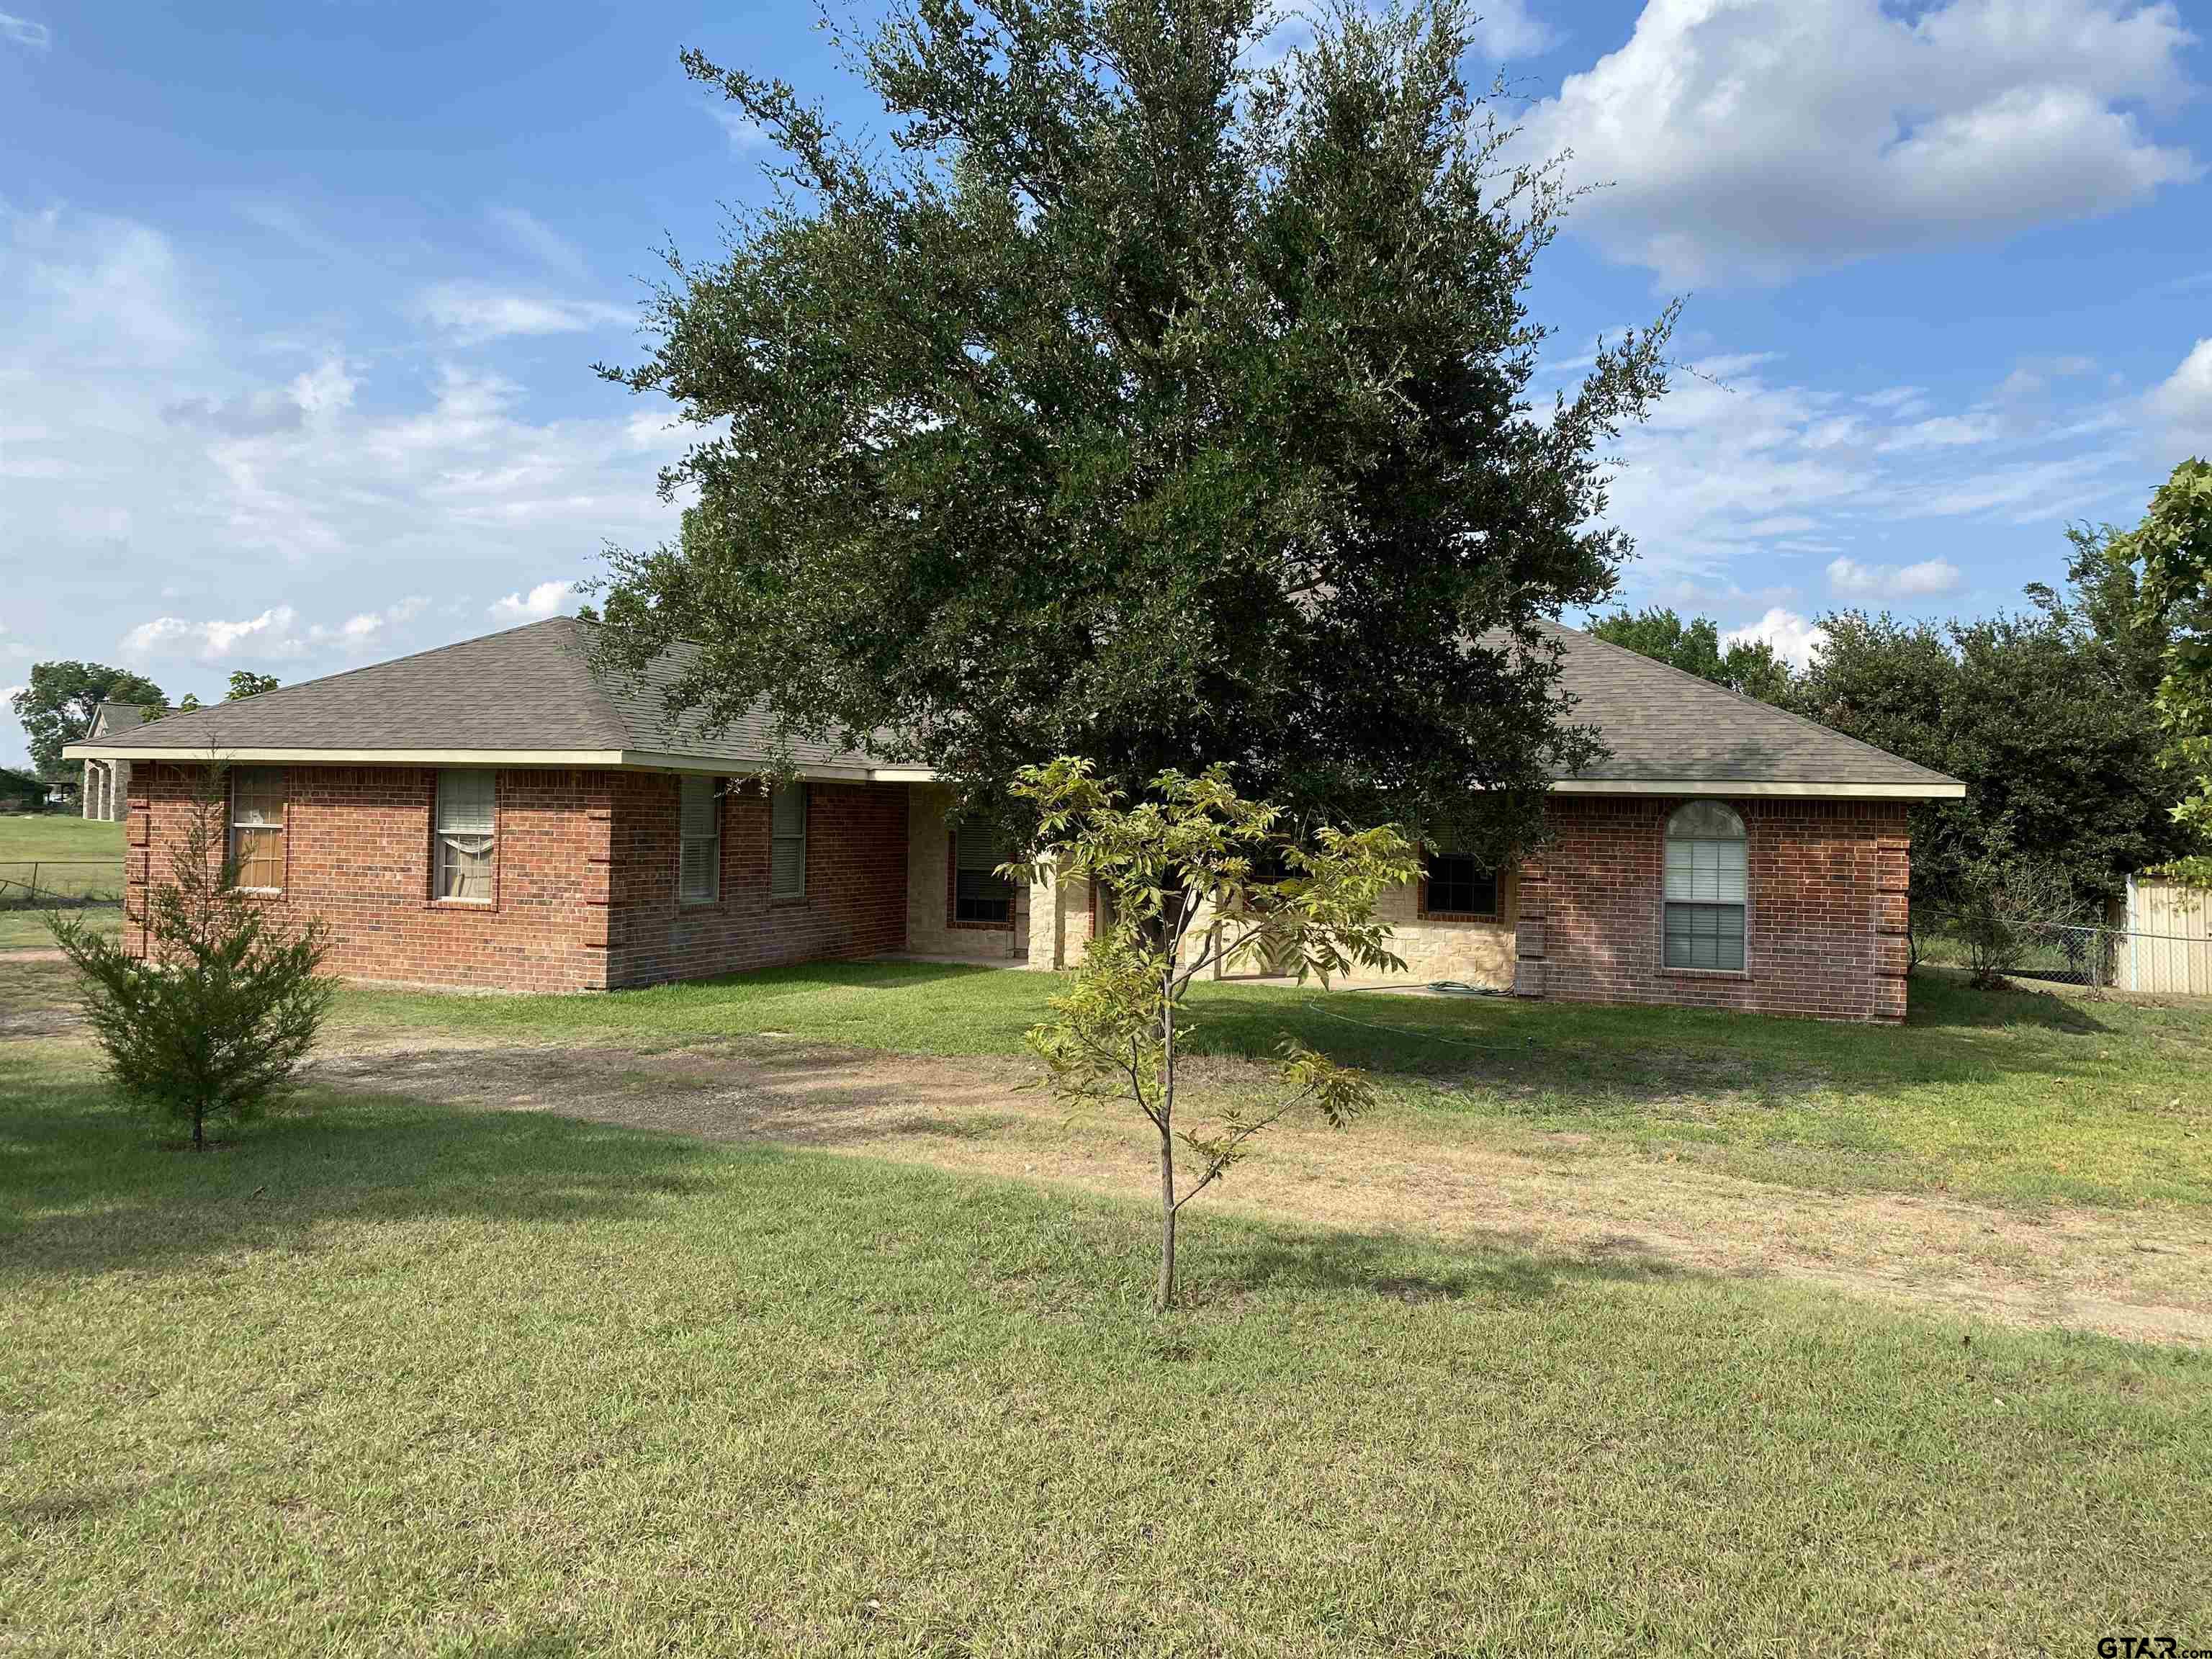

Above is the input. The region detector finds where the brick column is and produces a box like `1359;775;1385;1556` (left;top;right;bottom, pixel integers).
1513;849;1547;998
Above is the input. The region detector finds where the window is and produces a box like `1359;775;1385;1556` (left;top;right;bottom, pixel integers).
678;776;721;904
1424;851;1498;918
953;822;1014;925
1664;801;1746;971
228;767;286;891
770;783;806;899
435;769;496;903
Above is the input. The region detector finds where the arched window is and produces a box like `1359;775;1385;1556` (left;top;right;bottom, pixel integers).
1664;802;1746;971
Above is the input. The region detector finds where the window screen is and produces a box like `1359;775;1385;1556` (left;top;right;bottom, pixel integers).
953;822;1014;924
770;783;806;898
678;776;721;904
436;769;496;903
1424;852;1497;917
1663;802;1746;971
229;767;286;891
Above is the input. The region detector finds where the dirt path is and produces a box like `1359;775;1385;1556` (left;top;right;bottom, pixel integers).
310;1033;2212;1347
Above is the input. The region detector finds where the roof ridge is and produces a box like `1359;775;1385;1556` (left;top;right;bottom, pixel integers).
1547;619;1957;784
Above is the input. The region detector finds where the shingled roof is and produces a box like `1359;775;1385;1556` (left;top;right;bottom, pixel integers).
67;614;1961;797
1537;621;1961;796
63;618;899;777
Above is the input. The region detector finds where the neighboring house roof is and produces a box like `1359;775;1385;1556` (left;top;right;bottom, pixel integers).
85;701;154;740
65;614;1964;799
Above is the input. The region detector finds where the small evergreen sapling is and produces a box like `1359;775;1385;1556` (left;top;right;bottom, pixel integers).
49;762;333;1151
1008;759;1420;1310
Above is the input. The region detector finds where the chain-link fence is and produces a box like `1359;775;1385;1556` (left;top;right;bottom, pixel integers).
1917;905;2212;992
0;860;122;910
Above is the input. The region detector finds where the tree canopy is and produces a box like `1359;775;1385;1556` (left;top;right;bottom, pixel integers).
2121;459;2212;882
1585;606;1792;703
595;0;1672;857
227;672;280;701
1789;591;2195;908
10;662;168;781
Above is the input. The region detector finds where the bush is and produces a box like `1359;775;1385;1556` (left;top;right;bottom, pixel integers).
48;763;333;1150
1953;859;2090;990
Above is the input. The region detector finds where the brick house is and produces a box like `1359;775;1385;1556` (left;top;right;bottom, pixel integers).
66;616;1962;1020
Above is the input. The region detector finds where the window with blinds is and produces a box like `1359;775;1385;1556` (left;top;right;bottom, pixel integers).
435;769;496;904
228;767;286;891
1663;801;1746;971
770;783;806;899
953;822;1013;924
678;776;721;904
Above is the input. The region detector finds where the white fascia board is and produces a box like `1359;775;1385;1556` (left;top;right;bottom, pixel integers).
62;742;945;785
1551;777;1965;801
61;745;630;766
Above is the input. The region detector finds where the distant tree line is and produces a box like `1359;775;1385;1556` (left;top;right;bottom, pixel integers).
1588;462;2211;914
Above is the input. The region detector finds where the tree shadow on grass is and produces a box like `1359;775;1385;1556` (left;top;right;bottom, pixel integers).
1183;965;2125;1111
1175;1215;1683;1314
0;1072;729;1285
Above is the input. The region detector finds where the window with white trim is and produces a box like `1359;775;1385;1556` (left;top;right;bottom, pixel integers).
953;821;1014;924
435;769;496;904
678;776;721;904
229;767;286;891
769;783;806;899
1663;801;1746;971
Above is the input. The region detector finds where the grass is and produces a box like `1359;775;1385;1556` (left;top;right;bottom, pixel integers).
337;961;2212;1214
0;813;125;912
0;903;120;951
1;1044;2206;1655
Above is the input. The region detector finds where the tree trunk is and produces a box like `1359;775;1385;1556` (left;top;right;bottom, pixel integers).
1156;1123;1177;1310
193;1100;205;1153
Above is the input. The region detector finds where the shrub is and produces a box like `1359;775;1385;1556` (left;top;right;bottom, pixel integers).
49;762;332;1150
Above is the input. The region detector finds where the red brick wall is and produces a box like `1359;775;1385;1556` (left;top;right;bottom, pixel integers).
127;763;613;993
1514;796;1910;1022
604;775;908;987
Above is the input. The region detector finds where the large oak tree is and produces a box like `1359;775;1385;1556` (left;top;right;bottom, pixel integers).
596;0;1672;854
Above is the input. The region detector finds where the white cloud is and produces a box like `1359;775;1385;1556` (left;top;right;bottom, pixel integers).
1;12;50;48
1470;0;1552;59
489;580;577;624
1876;413;2002;452
2;204;687;686
1826;556;1964;598
2147;338;2212;445
330;597;430;648
710;107;772;153
1725;608;1828;668
415;280;631;344
1516;0;2200;284
123;606;309;662
486;206;588;281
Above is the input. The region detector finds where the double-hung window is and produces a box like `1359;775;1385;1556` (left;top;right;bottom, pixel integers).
678;776;721;904
1663;801;1746;971
770;783;807;899
435;769;496;903
229;767;286;891
953;822;1013;925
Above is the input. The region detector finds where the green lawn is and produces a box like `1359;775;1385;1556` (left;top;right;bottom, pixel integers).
0;813;125;913
339;961;2212;1213
0;816;125;949
0;814;125;860
1;1046;2205;1655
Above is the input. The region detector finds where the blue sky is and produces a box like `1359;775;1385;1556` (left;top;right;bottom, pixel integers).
3;0;2210;767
